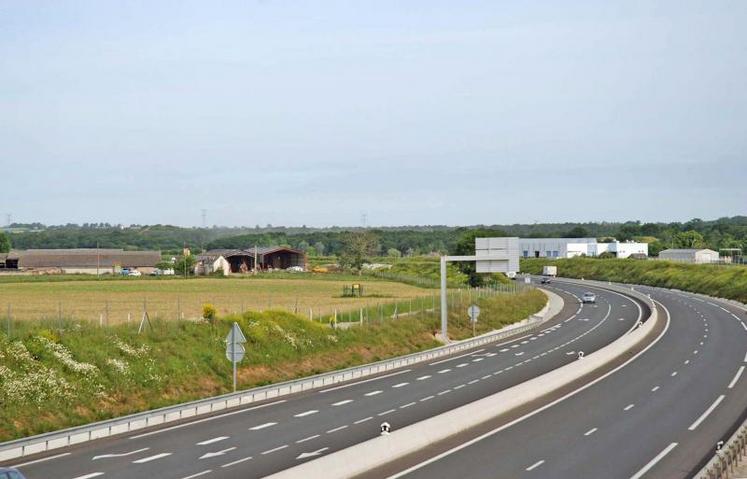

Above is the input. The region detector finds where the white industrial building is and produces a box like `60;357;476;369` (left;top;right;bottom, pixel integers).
519;238;648;259
658;249;720;264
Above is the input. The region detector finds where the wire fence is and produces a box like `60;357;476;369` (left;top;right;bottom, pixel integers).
0;282;534;338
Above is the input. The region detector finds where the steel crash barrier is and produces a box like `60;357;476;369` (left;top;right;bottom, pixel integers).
0;290;564;463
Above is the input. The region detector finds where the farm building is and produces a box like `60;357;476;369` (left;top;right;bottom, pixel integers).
0;249;161;274
194;246;306;275
658;249;720;264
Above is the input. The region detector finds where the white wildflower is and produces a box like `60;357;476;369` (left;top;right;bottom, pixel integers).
36;336;99;378
106;358;129;374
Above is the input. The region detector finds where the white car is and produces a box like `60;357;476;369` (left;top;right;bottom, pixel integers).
127;270;142;277
581;292;596;303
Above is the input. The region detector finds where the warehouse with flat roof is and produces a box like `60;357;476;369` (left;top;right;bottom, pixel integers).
0;248;161;274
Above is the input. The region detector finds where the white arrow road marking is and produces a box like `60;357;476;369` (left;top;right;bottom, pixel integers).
72;474;104;479
249;422;277;430
297;447;329;460
93;447;150;460
197;437;229;446
133;452;172;464
199;447;236;460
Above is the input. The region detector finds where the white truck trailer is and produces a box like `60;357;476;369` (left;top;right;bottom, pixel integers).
542;265;557;277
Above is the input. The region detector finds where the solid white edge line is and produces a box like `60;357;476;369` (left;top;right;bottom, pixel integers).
386;299;671;479
629;442;678;479
12;452;71;468
728;366;744;389
688;395;726;431
319;369;412;393
129;399;286;439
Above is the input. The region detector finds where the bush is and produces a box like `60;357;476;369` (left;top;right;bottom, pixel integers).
202;303;217;321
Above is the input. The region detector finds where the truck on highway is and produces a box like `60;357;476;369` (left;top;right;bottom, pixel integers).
542;265;557;277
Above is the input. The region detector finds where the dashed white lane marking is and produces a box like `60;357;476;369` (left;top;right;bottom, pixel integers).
624;404;635;411
515;352;525;356
684;360;690;365
728;366;745;389
181;470;212;479
630;442;678;479
400;402;416;409
437;389;451;395
294;410;319;418
197;437;229;446
529;337;537;341
584;428;597;436
392;382;409;388
133;452;172;464
365;390;383;397
327;425;349;434
689;395;726;431
71;474;104;479
454;384;466;390
319;369;412;393
511;344;520;349
456;363;469;368
693;350;699;355
482;374;492;379
526;459;545;471
438;369;452;374
354;417;373;424
261;445;288;455
416;375;431;381
521;341;529;345
468;379;479;385
11;452;71;468
221;456;252;468
472;358;484;362
130;399;286;439
250;422;277;431
430;350;484;366
378;409;396;416
420;395;434;402
744;352;747;362
499;348;509;352
296;434;320;444
332;399;353;406
742;322;747;331
651;386;660;392
199;447;236;460
671;371;678;377
92;448;150;461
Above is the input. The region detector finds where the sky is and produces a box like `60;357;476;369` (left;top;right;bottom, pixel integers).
1;1;746;227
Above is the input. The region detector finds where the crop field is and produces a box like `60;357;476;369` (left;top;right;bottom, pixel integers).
0;276;435;324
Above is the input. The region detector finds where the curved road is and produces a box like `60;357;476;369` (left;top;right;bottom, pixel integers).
381;281;747;479
7;282;644;479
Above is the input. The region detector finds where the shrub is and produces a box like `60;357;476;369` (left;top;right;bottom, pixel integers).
202;303;217;322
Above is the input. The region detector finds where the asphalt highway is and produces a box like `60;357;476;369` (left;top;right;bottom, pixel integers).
7;281;644;479
384;282;747;479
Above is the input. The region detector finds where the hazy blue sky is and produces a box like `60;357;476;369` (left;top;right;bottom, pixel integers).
1;1;745;227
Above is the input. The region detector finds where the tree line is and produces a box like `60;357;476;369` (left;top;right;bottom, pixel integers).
2;216;747;257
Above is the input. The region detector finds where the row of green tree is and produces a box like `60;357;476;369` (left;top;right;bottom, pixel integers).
3;216;747;257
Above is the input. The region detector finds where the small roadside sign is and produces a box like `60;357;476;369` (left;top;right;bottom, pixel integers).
468;304;480;323
225;322;247;391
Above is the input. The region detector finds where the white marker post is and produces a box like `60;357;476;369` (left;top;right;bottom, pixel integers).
225;322;247;392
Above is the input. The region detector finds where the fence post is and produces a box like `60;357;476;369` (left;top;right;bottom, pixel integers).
6;303;10;339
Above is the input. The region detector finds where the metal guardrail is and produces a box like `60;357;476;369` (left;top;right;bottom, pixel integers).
0;298;556;463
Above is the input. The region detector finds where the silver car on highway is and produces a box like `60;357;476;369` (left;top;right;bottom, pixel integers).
582;292;597;303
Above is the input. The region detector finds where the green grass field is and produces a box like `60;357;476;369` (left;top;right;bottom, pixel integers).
0;276;434;324
0;287;545;441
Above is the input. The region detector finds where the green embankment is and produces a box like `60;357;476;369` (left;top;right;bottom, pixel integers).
522;258;747;303
0;288;545;441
